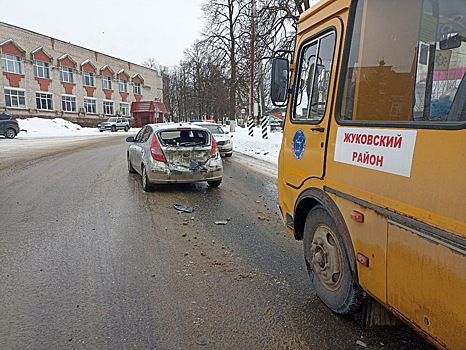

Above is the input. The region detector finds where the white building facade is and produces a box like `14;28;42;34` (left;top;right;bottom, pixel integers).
0;22;163;126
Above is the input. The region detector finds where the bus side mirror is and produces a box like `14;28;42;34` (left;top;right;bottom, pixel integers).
439;33;465;50
271;58;290;105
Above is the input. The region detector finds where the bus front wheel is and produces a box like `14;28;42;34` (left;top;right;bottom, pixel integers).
303;205;363;314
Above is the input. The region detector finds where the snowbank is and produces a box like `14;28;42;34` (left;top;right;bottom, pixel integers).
16;118;101;138
13;118;283;165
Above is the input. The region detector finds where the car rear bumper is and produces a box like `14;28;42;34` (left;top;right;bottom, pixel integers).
1;125;20;134
147;168;223;184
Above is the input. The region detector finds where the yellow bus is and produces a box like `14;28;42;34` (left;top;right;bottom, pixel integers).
270;0;466;349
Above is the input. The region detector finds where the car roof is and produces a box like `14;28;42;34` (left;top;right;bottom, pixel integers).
145;122;210;132
193;122;221;126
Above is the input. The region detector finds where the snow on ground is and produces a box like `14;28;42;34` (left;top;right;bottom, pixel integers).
14;118;283;165
231;126;282;165
17;118;101;138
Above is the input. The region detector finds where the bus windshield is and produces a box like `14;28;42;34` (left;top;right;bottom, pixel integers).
340;0;466;124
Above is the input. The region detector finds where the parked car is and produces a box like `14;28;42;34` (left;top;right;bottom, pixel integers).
193;122;233;157
0;113;20;139
126;123;223;191
98;117;130;132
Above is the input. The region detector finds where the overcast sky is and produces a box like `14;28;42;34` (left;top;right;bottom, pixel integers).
1;0;206;67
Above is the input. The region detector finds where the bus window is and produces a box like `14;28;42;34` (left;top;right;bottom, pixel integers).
340;0;466;125
293;31;336;123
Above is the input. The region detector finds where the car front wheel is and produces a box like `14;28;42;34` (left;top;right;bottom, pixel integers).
127;155;136;173
111;126;116;132
5;128;16;139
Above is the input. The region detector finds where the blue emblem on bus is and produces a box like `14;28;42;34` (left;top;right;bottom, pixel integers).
292;129;306;160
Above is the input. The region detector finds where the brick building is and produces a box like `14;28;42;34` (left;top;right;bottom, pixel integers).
0;21;165;127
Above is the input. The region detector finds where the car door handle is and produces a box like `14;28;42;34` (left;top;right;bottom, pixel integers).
310;127;325;132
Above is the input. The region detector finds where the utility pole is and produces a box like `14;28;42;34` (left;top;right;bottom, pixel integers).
249;0;256;131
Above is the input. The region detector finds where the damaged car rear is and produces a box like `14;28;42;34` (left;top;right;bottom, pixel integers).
126;123;223;191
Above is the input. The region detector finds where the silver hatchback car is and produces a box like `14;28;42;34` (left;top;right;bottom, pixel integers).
126;123;223;191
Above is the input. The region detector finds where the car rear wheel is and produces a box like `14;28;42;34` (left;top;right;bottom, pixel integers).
142;166;155;192
4;128;16;139
124;126;129;132
207;179;222;188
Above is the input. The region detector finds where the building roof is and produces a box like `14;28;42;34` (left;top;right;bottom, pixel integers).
154;100;167;113
131;101;155;113
131;100;167;114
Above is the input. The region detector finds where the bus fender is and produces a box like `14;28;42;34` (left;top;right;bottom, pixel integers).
294;187;358;278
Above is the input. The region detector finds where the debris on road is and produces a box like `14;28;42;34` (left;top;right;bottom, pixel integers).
173;204;196;213
215;220;228;225
356;340;368;347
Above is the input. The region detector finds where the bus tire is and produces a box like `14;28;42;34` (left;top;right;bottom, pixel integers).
303;205;363;314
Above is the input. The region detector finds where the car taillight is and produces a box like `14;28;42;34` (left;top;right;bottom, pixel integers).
150;135;166;162
12;120;18;124
210;135;219;156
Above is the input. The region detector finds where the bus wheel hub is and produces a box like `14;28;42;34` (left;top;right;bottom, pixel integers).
311;224;343;291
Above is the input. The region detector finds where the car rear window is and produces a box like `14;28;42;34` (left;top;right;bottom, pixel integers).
159;129;209;146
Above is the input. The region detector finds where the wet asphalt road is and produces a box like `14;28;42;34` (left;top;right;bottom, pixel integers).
0;135;433;349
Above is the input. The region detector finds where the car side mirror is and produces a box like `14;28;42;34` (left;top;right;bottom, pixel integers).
271;57;290;105
126;136;135;142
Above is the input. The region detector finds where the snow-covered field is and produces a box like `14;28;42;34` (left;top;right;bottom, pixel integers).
14;118;283;165
16;118;102;138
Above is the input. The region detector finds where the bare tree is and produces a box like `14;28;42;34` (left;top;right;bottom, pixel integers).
142;0;314;124
201;0;251;128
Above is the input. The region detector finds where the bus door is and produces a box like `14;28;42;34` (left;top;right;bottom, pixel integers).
282;19;341;189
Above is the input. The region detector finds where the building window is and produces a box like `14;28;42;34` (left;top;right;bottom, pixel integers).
4;88;26;108
120;102;130;116
103;100;114;115
84;98;97;114
33;60;50;79
60;66;74;83
133;82;141;95
36;92;53;110
1;53;23;74
102;75;113;90
62;95;76;112
119;79;128;93
83;71;95;87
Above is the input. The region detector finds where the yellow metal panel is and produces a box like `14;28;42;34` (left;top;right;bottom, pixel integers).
387;223;466;350
332;195;388;303
326;127;466;237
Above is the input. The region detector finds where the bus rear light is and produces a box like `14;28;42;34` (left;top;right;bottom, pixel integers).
351;210;364;222
357;253;369;267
